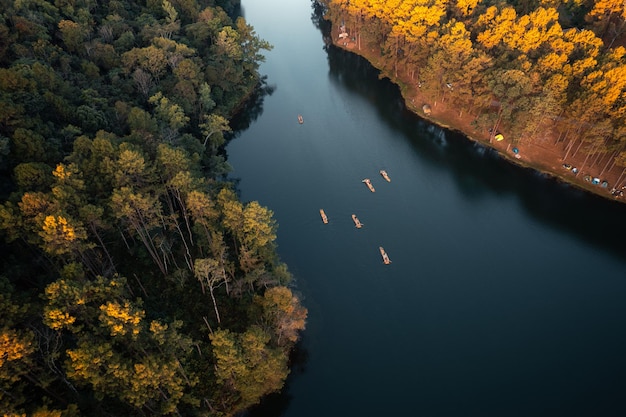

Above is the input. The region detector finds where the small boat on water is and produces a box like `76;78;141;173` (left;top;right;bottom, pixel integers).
379;246;391;264
298;115;304;124
319;209;328;224
362;178;375;192
351;214;363;228
380;170;391;182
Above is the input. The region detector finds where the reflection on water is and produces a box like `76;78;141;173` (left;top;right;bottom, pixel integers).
324;43;626;258
230;1;626;416
229;79;276;137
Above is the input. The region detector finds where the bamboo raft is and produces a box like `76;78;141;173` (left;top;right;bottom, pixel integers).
379;246;391;264
320;209;328;224
362;178;375;192
351;214;363;228
380;170;391;182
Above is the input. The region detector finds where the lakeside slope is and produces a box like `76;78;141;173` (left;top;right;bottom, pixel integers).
329;32;625;204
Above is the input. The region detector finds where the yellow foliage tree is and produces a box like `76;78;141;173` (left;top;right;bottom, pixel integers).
98;301;144;338
508;8;562;54
39;215;87;256
0;326;35;409
0;327;34;369
242;201;277;253
476;6;517;50
455;0;481;16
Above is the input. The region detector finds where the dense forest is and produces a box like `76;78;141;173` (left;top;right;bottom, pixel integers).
0;0;307;416
320;0;626;187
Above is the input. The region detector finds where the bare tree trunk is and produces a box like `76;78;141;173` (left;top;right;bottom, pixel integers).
77;249;100;278
391;38;396;76
600;151;618;177
554;127;565;145
579;143;601;174
563;138;576;160
119;228;132;251
559;123;573;147
591;150;603;168
173;219;193;271
572;138;585;157
208;285;221;324
133;221;167;275
615;167;626;189
607;20;626;49
606;151;617;176
489;107;504;144
579;151;593;174
174;189;194;246
570;123;585;157
134;273;149;298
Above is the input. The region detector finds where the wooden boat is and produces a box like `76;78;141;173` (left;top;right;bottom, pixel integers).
379;246;391;264
362;178;375;192
319;209;328;224
298;114;304;124
351;214;363;228
380;170;391;182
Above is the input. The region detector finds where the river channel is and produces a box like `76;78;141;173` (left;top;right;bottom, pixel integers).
227;0;626;415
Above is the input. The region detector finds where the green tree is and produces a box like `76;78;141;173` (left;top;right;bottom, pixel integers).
149;92;190;140
13;162;54;191
210;326;289;413
114;148;155;188
11;128;47;163
186;190;219;246
58;20;89;54
200;113;231;150
242;201;277;257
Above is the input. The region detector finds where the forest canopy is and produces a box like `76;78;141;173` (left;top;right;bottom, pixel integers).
0;0;306;416
321;0;626;186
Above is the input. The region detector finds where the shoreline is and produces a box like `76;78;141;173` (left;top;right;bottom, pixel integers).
330;35;625;205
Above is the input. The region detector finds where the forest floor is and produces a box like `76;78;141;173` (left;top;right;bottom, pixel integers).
333;35;625;204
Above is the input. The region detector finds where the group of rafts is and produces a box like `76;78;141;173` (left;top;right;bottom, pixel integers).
319;170;392;265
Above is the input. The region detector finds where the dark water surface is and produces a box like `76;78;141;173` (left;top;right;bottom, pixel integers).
227;1;626;416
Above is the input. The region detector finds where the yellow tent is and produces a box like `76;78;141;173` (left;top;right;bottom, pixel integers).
495;133;504;141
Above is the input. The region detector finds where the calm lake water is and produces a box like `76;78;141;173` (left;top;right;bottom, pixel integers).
227;1;626;416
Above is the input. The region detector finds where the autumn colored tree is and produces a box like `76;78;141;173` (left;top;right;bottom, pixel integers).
255;286;307;347
0;278;36;414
